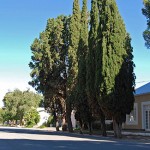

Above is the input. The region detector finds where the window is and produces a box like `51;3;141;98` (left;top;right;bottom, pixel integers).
126;103;138;125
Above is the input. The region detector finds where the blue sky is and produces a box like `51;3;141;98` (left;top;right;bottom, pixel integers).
0;0;150;106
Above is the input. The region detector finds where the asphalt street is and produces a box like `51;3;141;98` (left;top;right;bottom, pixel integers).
0;127;149;150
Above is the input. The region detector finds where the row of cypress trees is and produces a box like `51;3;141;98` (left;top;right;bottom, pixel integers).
29;0;135;138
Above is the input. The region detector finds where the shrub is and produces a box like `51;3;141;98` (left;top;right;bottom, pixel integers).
39;123;46;128
24;109;40;128
47;115;54;127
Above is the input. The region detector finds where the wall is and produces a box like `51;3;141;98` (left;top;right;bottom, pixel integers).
124;93;150;130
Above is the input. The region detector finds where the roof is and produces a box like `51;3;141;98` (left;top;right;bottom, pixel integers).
135;82;150;95
37;107;45;112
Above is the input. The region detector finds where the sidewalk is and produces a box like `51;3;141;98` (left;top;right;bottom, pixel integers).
120;131;150;142
122;130;150;136
38;127;150;137
35;127;150;142
108;130;150;137
34;127;57;132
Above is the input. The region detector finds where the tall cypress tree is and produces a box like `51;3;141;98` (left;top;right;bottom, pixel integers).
86;0;106;136
124;34;136;111
86;0;98;106
112;34;135;138
29;16;69;126
29;29;51;95
75;0;92;134
67;0;81;132
67;0;81;88
97;0;135;138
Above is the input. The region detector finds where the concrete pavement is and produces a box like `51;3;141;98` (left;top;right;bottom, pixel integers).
0;127;149;150
37;127;150;137
34;127;150;143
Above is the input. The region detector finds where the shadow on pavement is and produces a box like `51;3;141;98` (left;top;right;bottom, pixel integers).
0;138;149;150
0;127;149;144
0;127;112;141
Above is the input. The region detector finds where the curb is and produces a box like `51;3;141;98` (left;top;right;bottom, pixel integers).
107;131;150;137
36;127;150;137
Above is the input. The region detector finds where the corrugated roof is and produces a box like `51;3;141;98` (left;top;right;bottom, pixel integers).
135;82;150;95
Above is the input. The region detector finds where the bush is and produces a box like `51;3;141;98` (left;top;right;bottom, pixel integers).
0;108;4;124
47;115;54;127
26;122;35;128
39;123;46;128
24;109;40;128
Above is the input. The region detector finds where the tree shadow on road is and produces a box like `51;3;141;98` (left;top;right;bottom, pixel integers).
0;127;149;145
0;127;111;140
0;138;149;150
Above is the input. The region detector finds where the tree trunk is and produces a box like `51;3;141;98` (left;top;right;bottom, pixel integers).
20;115;23;126
88;120;92;135
53;110;57;127
56;121;60;131
99;109;107;136
15;120;17;125
113;120;117;137
66;102;73;132
113;118;122;138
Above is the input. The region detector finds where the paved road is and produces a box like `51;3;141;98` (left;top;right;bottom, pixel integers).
0;127;149;150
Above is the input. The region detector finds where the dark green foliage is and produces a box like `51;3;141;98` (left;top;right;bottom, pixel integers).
86;0;98;103
29;16;69;112
97;0;126;112
111;35;135;137
66;0;81;132
28;0;135;138
75;0;92;126
86;0;107;136
142;0;150;48
67;0;81;91
86;0;99;115
29;14;76;132
121;34;135;115
96;0;135;138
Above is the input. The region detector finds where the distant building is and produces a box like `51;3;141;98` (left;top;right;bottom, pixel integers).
124;82;150;131
37;107;50;126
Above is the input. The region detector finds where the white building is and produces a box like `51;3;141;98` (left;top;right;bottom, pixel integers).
71;110;76;128
37;107;50;126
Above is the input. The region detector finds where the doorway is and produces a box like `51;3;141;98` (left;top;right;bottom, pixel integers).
145;110;150;130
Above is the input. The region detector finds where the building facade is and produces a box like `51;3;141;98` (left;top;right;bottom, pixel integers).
124;82;150;131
